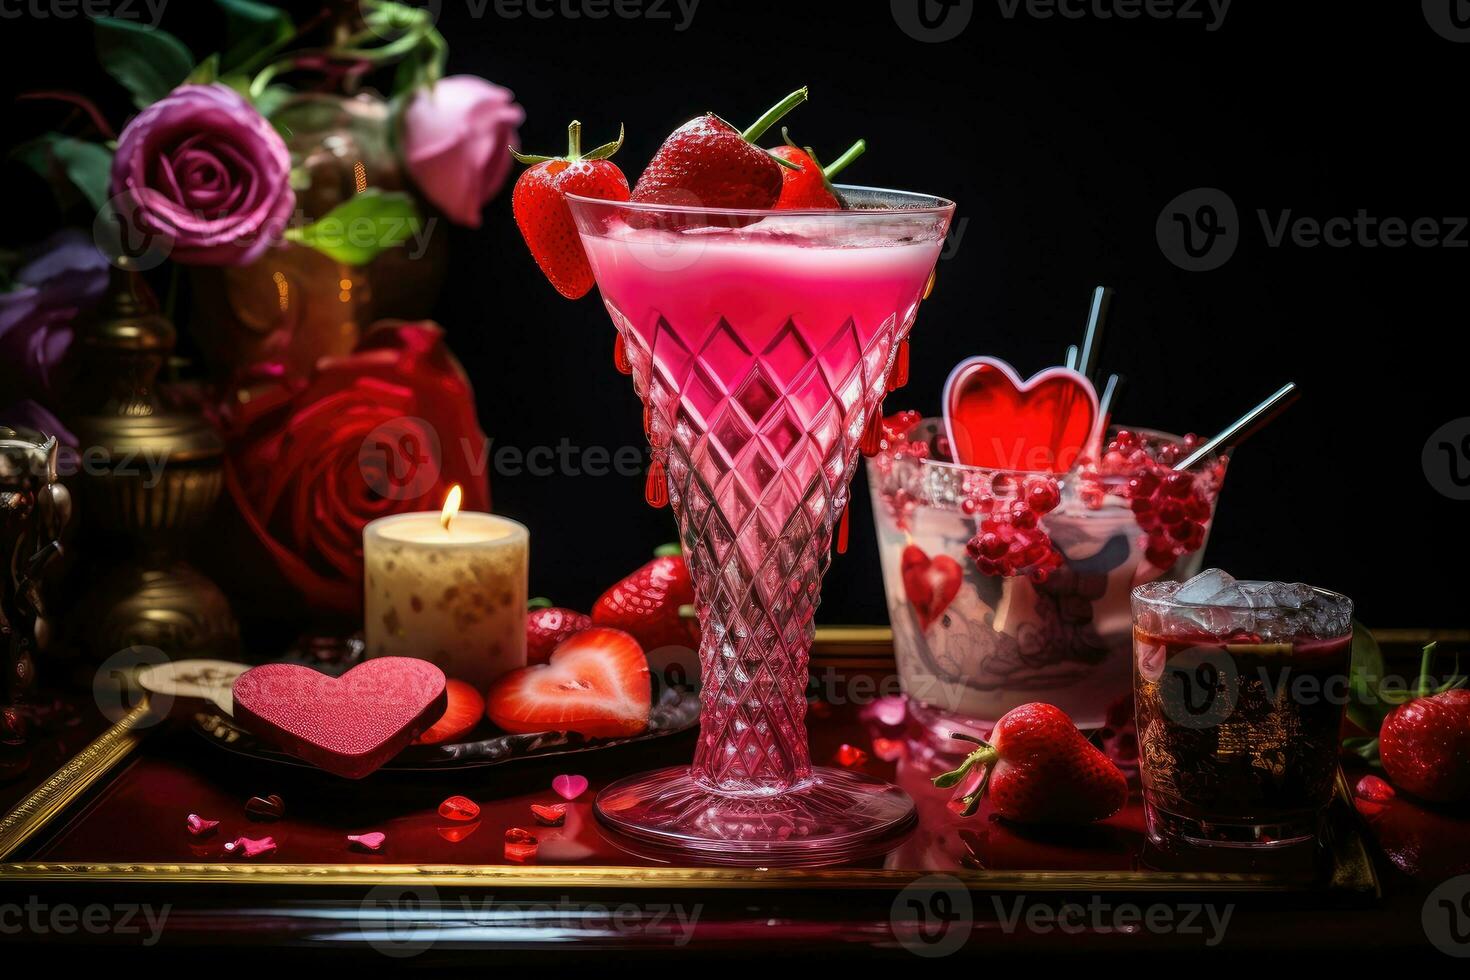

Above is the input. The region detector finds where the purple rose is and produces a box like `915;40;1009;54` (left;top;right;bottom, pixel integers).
110;83;295;267
0;399;76;452
401;75;525;228
0;229;109;401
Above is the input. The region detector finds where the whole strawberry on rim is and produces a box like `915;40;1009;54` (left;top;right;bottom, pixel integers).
631;87;809;210
511;120;629;299
772;128;866;210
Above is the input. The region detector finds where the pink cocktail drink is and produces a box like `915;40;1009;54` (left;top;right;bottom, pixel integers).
570;188;954;865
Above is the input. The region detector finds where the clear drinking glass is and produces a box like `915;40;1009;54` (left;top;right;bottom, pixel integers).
1131;573;1354;848
868;421;1224;742
567;187;955;865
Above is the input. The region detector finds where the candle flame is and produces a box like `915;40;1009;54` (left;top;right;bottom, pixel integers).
441;484;463;531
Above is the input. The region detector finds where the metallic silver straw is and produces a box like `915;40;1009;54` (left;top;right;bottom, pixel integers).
1175;381;1300;471
1078;286;1112;381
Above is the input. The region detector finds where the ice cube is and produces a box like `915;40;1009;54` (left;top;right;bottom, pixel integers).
1174;568;1239;605
1265;582;1317;610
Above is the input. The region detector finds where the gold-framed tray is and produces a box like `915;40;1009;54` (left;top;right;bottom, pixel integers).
0;627;1379;898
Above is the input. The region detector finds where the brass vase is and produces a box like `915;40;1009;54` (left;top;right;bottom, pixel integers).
65;265;238;662
189;92;448;390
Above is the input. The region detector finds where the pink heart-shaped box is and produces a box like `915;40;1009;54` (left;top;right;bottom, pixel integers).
942;356;1099;473
233;658;447;779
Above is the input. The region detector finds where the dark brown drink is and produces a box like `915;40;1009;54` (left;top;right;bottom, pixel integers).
1132;572;1353;847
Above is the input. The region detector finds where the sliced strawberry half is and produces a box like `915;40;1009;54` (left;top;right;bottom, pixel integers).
413;679;484;745
486;627;651;739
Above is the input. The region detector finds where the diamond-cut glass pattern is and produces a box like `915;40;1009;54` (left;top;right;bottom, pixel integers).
609;303;904;793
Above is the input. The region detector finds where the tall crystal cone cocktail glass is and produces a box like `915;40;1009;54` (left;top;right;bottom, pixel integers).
568;187;955;865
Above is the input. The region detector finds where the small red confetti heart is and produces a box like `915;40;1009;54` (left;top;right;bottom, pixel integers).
531;803;567;826
835;744;868;768
223;836;277;858
504;827;539;863
347;832;387;852
551;774;588;801
437;822;479;844
186;813;219;837
438;795;480;821
872;737;905;761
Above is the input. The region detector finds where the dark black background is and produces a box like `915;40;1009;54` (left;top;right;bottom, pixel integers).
2;1;1465;629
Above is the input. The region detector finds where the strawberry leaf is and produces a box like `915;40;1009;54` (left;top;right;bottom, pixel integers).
1342;736;1382;768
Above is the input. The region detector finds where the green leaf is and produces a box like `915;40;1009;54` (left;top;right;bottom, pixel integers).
252;84;295;120
284;189;423;266
12;134;114;212
94;17;195;108
215;0;294;73
186;53;221;85
1342;736;1382;767
1348;621;1385;707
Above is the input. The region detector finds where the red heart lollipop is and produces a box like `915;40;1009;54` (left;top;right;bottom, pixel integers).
233;658;447;779
942;357;1099;473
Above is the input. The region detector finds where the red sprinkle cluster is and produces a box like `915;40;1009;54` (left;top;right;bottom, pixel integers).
878;416;1226;581
963;474;1064;581
1080;430;1226;570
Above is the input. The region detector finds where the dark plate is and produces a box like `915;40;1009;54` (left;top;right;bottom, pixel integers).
190;685;700;773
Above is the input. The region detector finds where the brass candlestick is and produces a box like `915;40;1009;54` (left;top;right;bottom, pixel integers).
65;265;238;662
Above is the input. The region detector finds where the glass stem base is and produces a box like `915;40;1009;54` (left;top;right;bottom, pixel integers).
595;765;917;867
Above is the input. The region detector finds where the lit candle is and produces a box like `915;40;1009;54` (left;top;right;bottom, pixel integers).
363;486;529;691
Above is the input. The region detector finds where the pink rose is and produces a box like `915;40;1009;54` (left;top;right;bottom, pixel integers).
401;75;525;228
110;83;295;267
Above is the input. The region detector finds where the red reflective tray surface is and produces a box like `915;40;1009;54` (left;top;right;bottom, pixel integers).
20;688;1358;887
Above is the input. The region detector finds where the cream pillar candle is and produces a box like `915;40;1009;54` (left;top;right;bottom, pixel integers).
363;487;528;691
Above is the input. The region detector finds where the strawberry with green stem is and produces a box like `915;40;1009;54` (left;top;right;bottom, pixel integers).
933;702;1128;824
773;128;866;209
1375;642;1470;803
511;120;629;299
630;87;810;210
